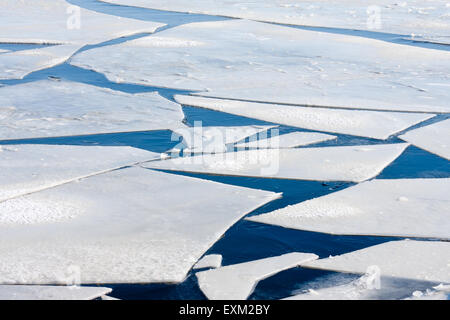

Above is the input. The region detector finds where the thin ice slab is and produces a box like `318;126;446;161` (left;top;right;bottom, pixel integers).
193;254;222;270
0;144;160;203
0;167;278;284
175;96;434;139
248;178;450;240
0;285;111;300
72;19;450;113
0;80;185;140
302;240;450;284
399;119;450;160
196;252;318;300
235;132;336;149
144;143;409;182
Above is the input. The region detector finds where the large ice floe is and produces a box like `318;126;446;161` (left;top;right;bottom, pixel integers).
193;254;222;270
100;0;450;42
144;143;409;182
0;167;278;284
399;119;450;160
71;19;450;113
302;240;450;284
0;0;163;45
196;252;318;300
235;131;336;149
248;178;450;240
0;144;160;204
0;285;111;300
175;95;434;139
0;80;185;140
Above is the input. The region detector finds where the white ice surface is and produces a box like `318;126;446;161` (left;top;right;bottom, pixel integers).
0;144;160;204
72;19;450;112
399;119;450;160
193;254;222;270
100;0;450;40
0;285;112;300
175;96;434;140
235;132;336;149
173;125;275;153
0;167;278;284
248;178;450;240
302;240;450;284
0;45;82;80
0;0;163;45
405;284;450;300
144;143;409;182
196;252;318;300
0;80;185;140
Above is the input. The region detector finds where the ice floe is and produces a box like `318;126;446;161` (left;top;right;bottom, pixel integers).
193;254;222;270
0;167;278;284
248;178;450;240
100;0;450;40
196;252;318;300
302;240;450;284
72;19;450;113
405;284;450;300
0;144;160;203
0;0;163;45
399;119;450;160
235;132;336;149
144;143;409;182
0;285;112;300
0;80;185;140
176;96;434;139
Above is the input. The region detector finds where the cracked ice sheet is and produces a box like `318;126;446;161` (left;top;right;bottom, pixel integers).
196;252;318;300
193;254;222;270
302;240;450;284
0;80;185;140
399;119;450;160
0;285;111;300
175;96;434;140
0;167;278;284
144;143;409;182
0;45;82;80
0;0;163;45
235;132;336;149
172;125;276;153
248;178;450;240
0;144;160;204
100;0;450;41
71;20;450;113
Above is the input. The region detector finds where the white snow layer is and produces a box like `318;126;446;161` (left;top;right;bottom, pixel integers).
100;0;450;40
193;254;222;270
144;143;409;182
196;252;318;300
248;178;450;240
0;167;278;284
0;80;185;140
302;240;450;284
0;0;163;45
0;285;112;300
175;96;434;140
235;132;336;149
0;144;160;204
405;284;450;300
399;119;450;160
71;19;450;113
0;45;82;80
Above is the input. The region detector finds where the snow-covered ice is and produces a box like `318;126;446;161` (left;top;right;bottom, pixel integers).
399;119;450;160
0;80;185;140
72;20;450;113
302;240;450;284
0;0;163;45
0;144;159;203
235;132;336;149
196;252;318;300
193;254;222;270
248;178;450;240
405;284;450;300
144;143;409;182
176;96;434;139
0;285;112;300
0;167;278;284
